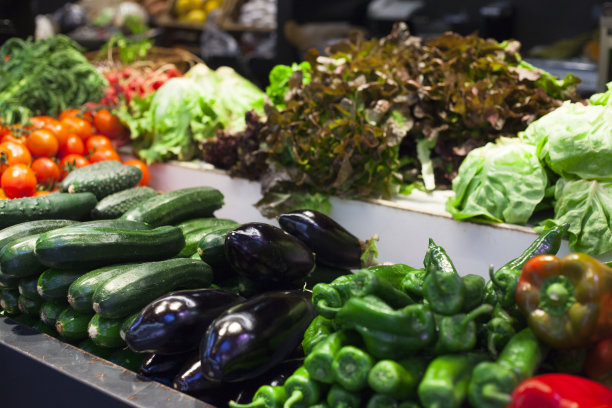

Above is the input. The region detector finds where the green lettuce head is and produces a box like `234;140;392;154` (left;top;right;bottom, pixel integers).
521;101;612;180
447;137;547;224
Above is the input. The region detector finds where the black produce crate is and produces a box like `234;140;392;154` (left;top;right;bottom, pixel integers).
0;316;212;408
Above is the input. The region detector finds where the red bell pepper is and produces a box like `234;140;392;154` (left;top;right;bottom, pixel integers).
515;253;612;349
509;373;612;408
584;338;612;388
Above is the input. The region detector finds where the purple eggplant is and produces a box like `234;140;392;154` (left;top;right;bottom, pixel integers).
125;288;244;355
225;223;315;284
173;353;221;394
278;209;363;269
200;290;315;383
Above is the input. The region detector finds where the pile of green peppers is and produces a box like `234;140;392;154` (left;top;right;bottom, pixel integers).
230;224;569;408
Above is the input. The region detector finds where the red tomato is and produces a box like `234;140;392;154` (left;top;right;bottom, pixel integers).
57;134;85;158
93;109;126;139
89;148;121;163
85;135;114;154
26;129;59;157
60;154;90;179
123;159;150;186
61;116;93;140
1;164;37;198
31;157;61;187
1;132;27;145
59;108;93;123
0;141;32;173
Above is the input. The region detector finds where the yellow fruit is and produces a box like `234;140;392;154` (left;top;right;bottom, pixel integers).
204;0;221;12
190;0;205;10
184;8;207;22
174;0;191;16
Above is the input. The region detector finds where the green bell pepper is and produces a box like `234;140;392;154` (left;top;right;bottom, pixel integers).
331;345;374;391
334;295;436;359
422;238;465;315
468;328;546;408
418;352;489;408
433;304;493;355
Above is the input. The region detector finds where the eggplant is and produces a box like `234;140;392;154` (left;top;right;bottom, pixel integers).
139;352;193;377
225;223;315;284
200;290;315;383
278;209;363;269
173;353;221;394
125;288;244;355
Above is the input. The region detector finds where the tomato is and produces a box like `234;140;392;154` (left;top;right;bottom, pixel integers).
61;116;93;140
85;135;114;154
26;128;59;157
123;159;150;186
28;116;55;128
60;154;90;179
59;108;93;123
31;157;61;187
89;148;121;163
0;188;6;200
33;190;50;196
93;109;126;139
0;141;32;173
30;117;70;147
1;132;27;145
1;164;37;198
57;134;85;158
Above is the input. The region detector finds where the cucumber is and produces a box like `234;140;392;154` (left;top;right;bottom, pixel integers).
55;307;93;341
88;314;126;348
0;219;79;250
197;225;238;271
77;339;117;359
121;186;224;227
0;192;97;229
60;161;142;199
40;300;67;327
37;269;85;301
119;312;140;341
17;294;42;316
18;276;41;300
92;258;214;319
35;225;185;270
0;235;47;278
108;348;147;372
91;186;159;219
176;218;238;258
51;219;151;231
68;264;136;313
0;289;20;314
32;320;58;337
0;272;19;289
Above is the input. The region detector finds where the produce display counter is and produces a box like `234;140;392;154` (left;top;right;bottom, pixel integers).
147;160;590;278
0;316;211;408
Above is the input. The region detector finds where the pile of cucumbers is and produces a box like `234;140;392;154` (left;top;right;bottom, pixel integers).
0;160;381;402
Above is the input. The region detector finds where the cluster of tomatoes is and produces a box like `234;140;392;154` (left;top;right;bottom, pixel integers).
0;108;149;199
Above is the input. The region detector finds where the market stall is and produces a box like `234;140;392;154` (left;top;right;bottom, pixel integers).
0;14;611;408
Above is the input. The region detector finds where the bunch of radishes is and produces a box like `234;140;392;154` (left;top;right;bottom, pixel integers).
100;64;183;106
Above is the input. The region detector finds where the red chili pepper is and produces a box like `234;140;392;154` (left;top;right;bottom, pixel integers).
509;374;612;408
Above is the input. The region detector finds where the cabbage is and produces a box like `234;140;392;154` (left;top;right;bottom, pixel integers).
537;178;612;255
135;77;221;163
446;137;547;224
520;101;612;180
186;64;265;133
